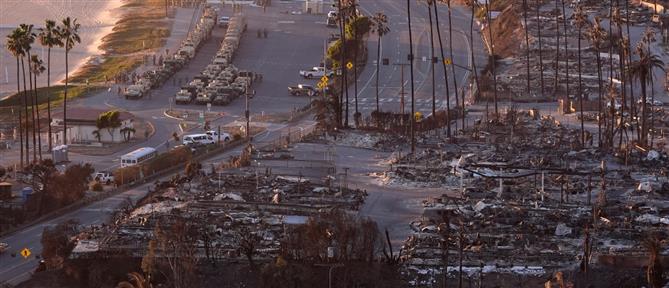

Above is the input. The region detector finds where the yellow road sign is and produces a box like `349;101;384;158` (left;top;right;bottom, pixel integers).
444;58;452;65
321;75;329;83
346;61;354;70
414;112;423;122
317;82;325;89
20;248;31;258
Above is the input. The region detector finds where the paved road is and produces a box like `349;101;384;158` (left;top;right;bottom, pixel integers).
346;0;487;123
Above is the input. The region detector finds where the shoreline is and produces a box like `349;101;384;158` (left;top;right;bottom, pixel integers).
0;0;125;97
60;0;126;85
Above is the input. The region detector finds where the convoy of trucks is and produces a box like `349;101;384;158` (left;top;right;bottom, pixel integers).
175;14;259;106
124;6;217;100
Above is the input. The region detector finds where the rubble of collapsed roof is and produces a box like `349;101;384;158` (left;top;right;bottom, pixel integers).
383;109;669;285
70;165;367;261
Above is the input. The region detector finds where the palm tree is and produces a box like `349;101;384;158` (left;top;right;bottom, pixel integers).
629;45;664;148
19;24;35;163
6;28;25;168
574;6;588;146
427;1;436;117
30;55;46;160
371;12;389;116
407;0;416;154
433;0;452;137
587;16;606;148
57;17;81;145
38;20;63;152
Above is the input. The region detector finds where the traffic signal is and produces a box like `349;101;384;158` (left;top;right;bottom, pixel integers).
382;58;389;65
432;57;439;63
407;54;414;61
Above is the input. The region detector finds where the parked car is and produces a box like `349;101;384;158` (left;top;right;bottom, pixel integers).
299;67;333;79
0;242;8;254
206;130;231;141
183;134;216;146
94;171;115;185
288;84;318;96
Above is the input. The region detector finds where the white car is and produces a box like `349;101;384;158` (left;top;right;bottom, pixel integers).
183;134;216;146
299;67;333;79
205;130;231;141
0;242;8;254
94;172;115;185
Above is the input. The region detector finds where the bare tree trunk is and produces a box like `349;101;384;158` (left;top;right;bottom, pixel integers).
34;67;42;160
21;57;30;164
524;0;531;97
554;0;560;98
47;47;52;152
428;3;436;117
434;1;452;138
486;1;499;117
16;57;24;168
561;0;569;112
408;0;416;154
536;0;545;96
578;25;585;146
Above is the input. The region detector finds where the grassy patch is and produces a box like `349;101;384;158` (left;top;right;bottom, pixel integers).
0;85;103;109
70;55;143;83
70;0;171;83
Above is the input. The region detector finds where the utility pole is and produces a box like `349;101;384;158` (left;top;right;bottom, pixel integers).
245;83;251;141
407;0;416;155
392;62;411;118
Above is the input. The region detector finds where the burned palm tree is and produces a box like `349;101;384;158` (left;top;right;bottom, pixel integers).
535;0;544;96
574;5;589;146
629;44;664;148
553;0;560;97
587;16;606;148
434;0;453;137
371;12;390;115
467;0;481;121
485;0;499;118
643;237;665;288
523;0;531;98
427;0;437;117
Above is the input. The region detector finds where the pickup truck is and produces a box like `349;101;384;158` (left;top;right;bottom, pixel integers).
299;67;333;79
94;171;115;185
288;84;318;96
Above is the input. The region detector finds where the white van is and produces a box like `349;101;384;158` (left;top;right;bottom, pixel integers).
183;134;215;146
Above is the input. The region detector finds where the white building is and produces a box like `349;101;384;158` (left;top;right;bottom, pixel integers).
48;108;135;146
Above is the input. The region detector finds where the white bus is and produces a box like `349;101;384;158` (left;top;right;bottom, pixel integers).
121;147;158;167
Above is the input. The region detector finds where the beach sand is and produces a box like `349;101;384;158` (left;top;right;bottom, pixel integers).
0;0;124;97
